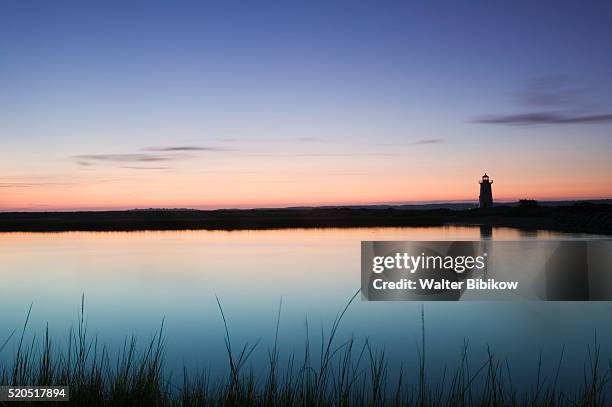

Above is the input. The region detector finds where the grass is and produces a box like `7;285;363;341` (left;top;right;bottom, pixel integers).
1;293;611;406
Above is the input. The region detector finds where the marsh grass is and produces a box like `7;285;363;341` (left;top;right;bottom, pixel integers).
1;292;610;406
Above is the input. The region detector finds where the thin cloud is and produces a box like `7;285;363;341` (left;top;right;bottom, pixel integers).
73;154;173;163
375;138;447;147
76;161;94;167
71;153;187;169
242;152;398;158
181;137;242;143
0;183;36;188
71;146;221;169
143;146;230;152
411;138;446;144
474;112;612;125
294;137;323;142
122;166;173;170
0;182;69;188
293;153;396;157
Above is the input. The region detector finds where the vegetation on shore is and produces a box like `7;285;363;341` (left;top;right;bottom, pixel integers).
1;294;610;406
0;202;611;234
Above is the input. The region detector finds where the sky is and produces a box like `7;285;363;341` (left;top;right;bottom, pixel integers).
1;1;611;210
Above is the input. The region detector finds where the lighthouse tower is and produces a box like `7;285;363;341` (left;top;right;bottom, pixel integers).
479;173;493;208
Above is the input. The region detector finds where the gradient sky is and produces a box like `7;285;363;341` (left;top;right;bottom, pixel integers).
1;1;611;210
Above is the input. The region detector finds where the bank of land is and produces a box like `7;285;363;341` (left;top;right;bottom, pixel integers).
0;202;610;235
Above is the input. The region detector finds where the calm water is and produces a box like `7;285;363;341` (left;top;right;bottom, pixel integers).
1;226;611;389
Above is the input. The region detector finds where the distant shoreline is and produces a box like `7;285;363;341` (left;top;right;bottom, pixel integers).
1;203;611;235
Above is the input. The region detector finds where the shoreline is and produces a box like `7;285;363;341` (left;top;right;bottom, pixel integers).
0;203;611;235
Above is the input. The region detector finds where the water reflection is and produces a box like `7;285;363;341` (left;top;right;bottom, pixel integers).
479;224;492;239
0;227;610;389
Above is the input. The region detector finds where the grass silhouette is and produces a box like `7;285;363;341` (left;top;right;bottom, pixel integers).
1;292;610;406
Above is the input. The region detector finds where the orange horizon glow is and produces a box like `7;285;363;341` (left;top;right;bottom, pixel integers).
1;174;610;211
3;128;611;212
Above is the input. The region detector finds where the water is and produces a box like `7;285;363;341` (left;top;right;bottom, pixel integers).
1;226;611;390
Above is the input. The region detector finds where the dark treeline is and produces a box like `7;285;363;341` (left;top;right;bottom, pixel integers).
0;203;610;234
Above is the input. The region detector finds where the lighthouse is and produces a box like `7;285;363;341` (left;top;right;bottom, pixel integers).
479;173;493;208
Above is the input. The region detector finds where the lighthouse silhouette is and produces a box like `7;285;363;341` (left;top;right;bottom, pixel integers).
479;173;493;208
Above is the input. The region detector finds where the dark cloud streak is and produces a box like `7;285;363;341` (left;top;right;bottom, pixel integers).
474;112;612;125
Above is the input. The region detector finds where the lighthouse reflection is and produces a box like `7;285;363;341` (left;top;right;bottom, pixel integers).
479;224;493;239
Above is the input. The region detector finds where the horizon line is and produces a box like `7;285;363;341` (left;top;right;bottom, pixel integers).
2;197;611;213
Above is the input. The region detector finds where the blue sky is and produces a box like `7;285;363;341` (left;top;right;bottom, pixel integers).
1;1;611;209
